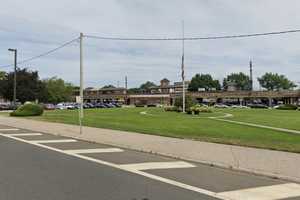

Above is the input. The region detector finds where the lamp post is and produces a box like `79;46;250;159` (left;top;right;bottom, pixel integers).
8;48;17;107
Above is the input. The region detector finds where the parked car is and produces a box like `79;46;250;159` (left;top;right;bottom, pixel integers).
231;105;249;109
43;104;56;110
247;103;268;109
214;104;229;108
56;103;67;110
0;103;10;110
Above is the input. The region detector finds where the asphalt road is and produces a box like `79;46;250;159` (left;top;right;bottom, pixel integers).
0;125;300;200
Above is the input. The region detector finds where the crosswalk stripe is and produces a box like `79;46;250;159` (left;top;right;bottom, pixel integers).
218;183;300;200
6;133;43;136
120;161;195;171
0;128;19;131
30;139;77;144
64;148;124;154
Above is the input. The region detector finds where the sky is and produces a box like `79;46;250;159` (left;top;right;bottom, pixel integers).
1;0;300;89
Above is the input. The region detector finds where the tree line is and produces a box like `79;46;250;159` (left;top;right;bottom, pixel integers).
188;72;296;92
127;72;297;93
0;68;74;103
0;68;297;104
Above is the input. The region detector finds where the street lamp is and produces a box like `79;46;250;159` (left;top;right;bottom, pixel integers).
8;48;17;107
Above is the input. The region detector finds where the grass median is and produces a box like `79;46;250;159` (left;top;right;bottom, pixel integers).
23;107;300;153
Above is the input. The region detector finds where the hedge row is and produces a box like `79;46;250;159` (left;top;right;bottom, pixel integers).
10;103;44;117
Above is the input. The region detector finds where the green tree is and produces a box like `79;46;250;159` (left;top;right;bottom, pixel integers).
102;85;116;89
258;73;296;91
43;77;74;104
0;68;47;103
188;74;221;91
0;71;6;80
127;88;141;94
140;81;157;90
223;72;251;90
174;95;195;110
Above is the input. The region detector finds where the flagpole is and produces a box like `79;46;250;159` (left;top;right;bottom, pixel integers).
182;21;186;113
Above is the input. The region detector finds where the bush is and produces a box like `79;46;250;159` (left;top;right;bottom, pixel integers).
190;105;213;114
186;109;193;114
174;95;195;110
10;103;44;117
164;106;177;112
276;104;298;110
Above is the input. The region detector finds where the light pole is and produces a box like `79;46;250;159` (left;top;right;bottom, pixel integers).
8;48;17;107
79;33;84;134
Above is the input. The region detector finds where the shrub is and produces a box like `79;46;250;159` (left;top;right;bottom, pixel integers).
186;109;193;114
10;103;44;117
276;104;298;110
164;106;177;112
190;105;213;114
174;95;195;110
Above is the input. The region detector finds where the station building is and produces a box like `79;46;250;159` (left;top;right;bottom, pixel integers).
79;78;300;106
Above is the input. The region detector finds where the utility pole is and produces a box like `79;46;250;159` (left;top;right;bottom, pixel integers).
181;21;186;113
79;33;84;134
125;76;128;104
249;60;253;91
8;48;17;108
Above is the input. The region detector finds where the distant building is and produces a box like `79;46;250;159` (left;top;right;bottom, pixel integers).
74;78;300;107
149;79;190;94
83;87;127;103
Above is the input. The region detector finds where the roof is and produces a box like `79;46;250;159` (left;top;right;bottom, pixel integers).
129;94;170;98
84;87;126;91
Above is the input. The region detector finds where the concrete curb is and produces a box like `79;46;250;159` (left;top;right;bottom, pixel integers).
0;116;299;182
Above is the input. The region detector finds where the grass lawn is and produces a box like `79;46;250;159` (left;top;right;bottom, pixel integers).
226;108;300;131
26;107;300;153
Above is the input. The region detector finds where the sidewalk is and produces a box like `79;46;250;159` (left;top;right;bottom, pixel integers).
0;115;299;182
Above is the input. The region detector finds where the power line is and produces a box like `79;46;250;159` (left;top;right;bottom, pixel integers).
84;29;300;41
0;37;79;69
1;28;300;69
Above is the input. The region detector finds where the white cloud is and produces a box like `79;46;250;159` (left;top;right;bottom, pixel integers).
1;0;300;88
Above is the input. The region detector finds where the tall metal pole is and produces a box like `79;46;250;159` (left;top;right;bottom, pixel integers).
8;48;17;107
125;76;128;105
182;21;186;113
79;33;84;134
249;60;253;91
13;50;17;107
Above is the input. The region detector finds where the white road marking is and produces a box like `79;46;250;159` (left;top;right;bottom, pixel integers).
30;139;77;144
2;133;299;200
6;133;43;136
0;128;19;131
218;183;300;200
0;133;225;200
120;161;195;171
64;148;124;154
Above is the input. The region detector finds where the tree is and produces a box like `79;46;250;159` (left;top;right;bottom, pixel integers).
174;95;195;110
258;73;296;91
102;85;116;89
0;68;47;103
140;81;157;90
188;74;221;91
127;88;141;94
43;77;74;104
0;71;5;80
223;72;251;91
